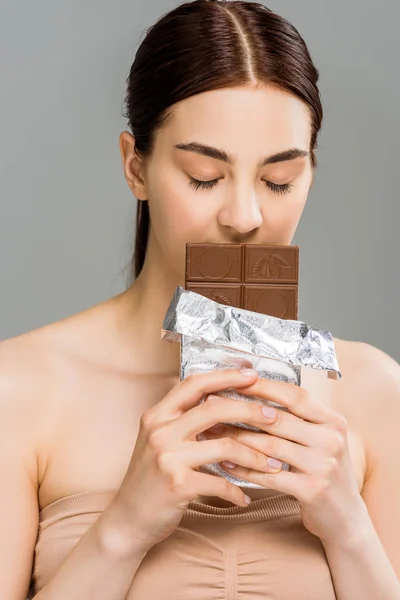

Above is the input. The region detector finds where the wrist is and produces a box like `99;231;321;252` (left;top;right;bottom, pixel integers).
96;499;152;561
322;502;376;553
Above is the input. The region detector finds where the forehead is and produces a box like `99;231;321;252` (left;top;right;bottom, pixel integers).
159;84;312;157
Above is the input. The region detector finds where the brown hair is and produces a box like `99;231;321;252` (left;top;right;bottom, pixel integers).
123;0;323;281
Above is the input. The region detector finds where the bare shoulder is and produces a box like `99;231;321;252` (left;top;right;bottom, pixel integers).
0;297;120;478
0;325;66;496
0;292;123;376
0;304;94;395
331;336;400;448
334;336;397;369
0;327;59;440
332;336;399;393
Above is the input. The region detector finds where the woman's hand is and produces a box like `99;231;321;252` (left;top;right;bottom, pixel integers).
109;367;286;552
203;377;367;547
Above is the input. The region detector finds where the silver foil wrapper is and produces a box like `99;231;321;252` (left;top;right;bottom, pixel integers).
162;286;341;489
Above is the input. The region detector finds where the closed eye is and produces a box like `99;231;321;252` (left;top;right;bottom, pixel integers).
188;177;293;195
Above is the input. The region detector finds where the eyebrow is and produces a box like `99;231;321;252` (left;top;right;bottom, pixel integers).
173;142;309;167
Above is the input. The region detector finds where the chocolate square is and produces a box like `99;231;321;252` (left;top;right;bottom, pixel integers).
185;243;299;320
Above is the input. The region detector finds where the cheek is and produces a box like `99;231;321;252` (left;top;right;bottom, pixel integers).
151;173;212;236
262;190;307;237
147;172;214;270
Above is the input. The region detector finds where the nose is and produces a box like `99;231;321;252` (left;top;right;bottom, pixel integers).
217;189;263;234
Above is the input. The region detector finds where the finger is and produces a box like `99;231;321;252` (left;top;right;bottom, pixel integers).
221;463;295;496
183;438;281;474
155;368;259;422
204;411;321;448
203;426;312;473
171;394;276;439
185;469;250;507
237;378;333;425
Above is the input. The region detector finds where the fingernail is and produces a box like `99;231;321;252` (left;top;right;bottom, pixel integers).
240;368;258;377
262;405;277;419
222;461;237;469
244;495;251;505
268;457;283;469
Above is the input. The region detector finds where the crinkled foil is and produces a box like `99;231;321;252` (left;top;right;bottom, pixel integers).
162;286;341;489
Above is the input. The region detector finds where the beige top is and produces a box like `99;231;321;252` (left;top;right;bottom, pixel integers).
32;489;337;599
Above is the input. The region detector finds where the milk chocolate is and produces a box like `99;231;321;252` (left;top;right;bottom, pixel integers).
185;243;299;320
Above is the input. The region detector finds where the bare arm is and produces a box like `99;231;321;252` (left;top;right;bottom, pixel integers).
321;344;400;600
0;340;150;600
0;346;43;600
322;523;400;600
33;500;150;600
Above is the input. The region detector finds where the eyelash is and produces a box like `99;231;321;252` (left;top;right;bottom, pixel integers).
188;177;293;195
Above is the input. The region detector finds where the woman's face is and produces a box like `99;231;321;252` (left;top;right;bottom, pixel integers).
121;83;314;281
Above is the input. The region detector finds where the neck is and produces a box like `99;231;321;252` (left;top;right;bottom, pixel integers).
119;231;183;376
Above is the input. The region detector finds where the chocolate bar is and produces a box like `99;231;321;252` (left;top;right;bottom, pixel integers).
185;243;299;320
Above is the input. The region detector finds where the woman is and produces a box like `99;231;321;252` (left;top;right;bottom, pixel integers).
1;1;399;599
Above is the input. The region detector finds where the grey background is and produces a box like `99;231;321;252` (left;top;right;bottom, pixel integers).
0;0;399;362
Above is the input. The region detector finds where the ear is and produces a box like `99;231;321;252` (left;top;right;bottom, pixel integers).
119;131;148;201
